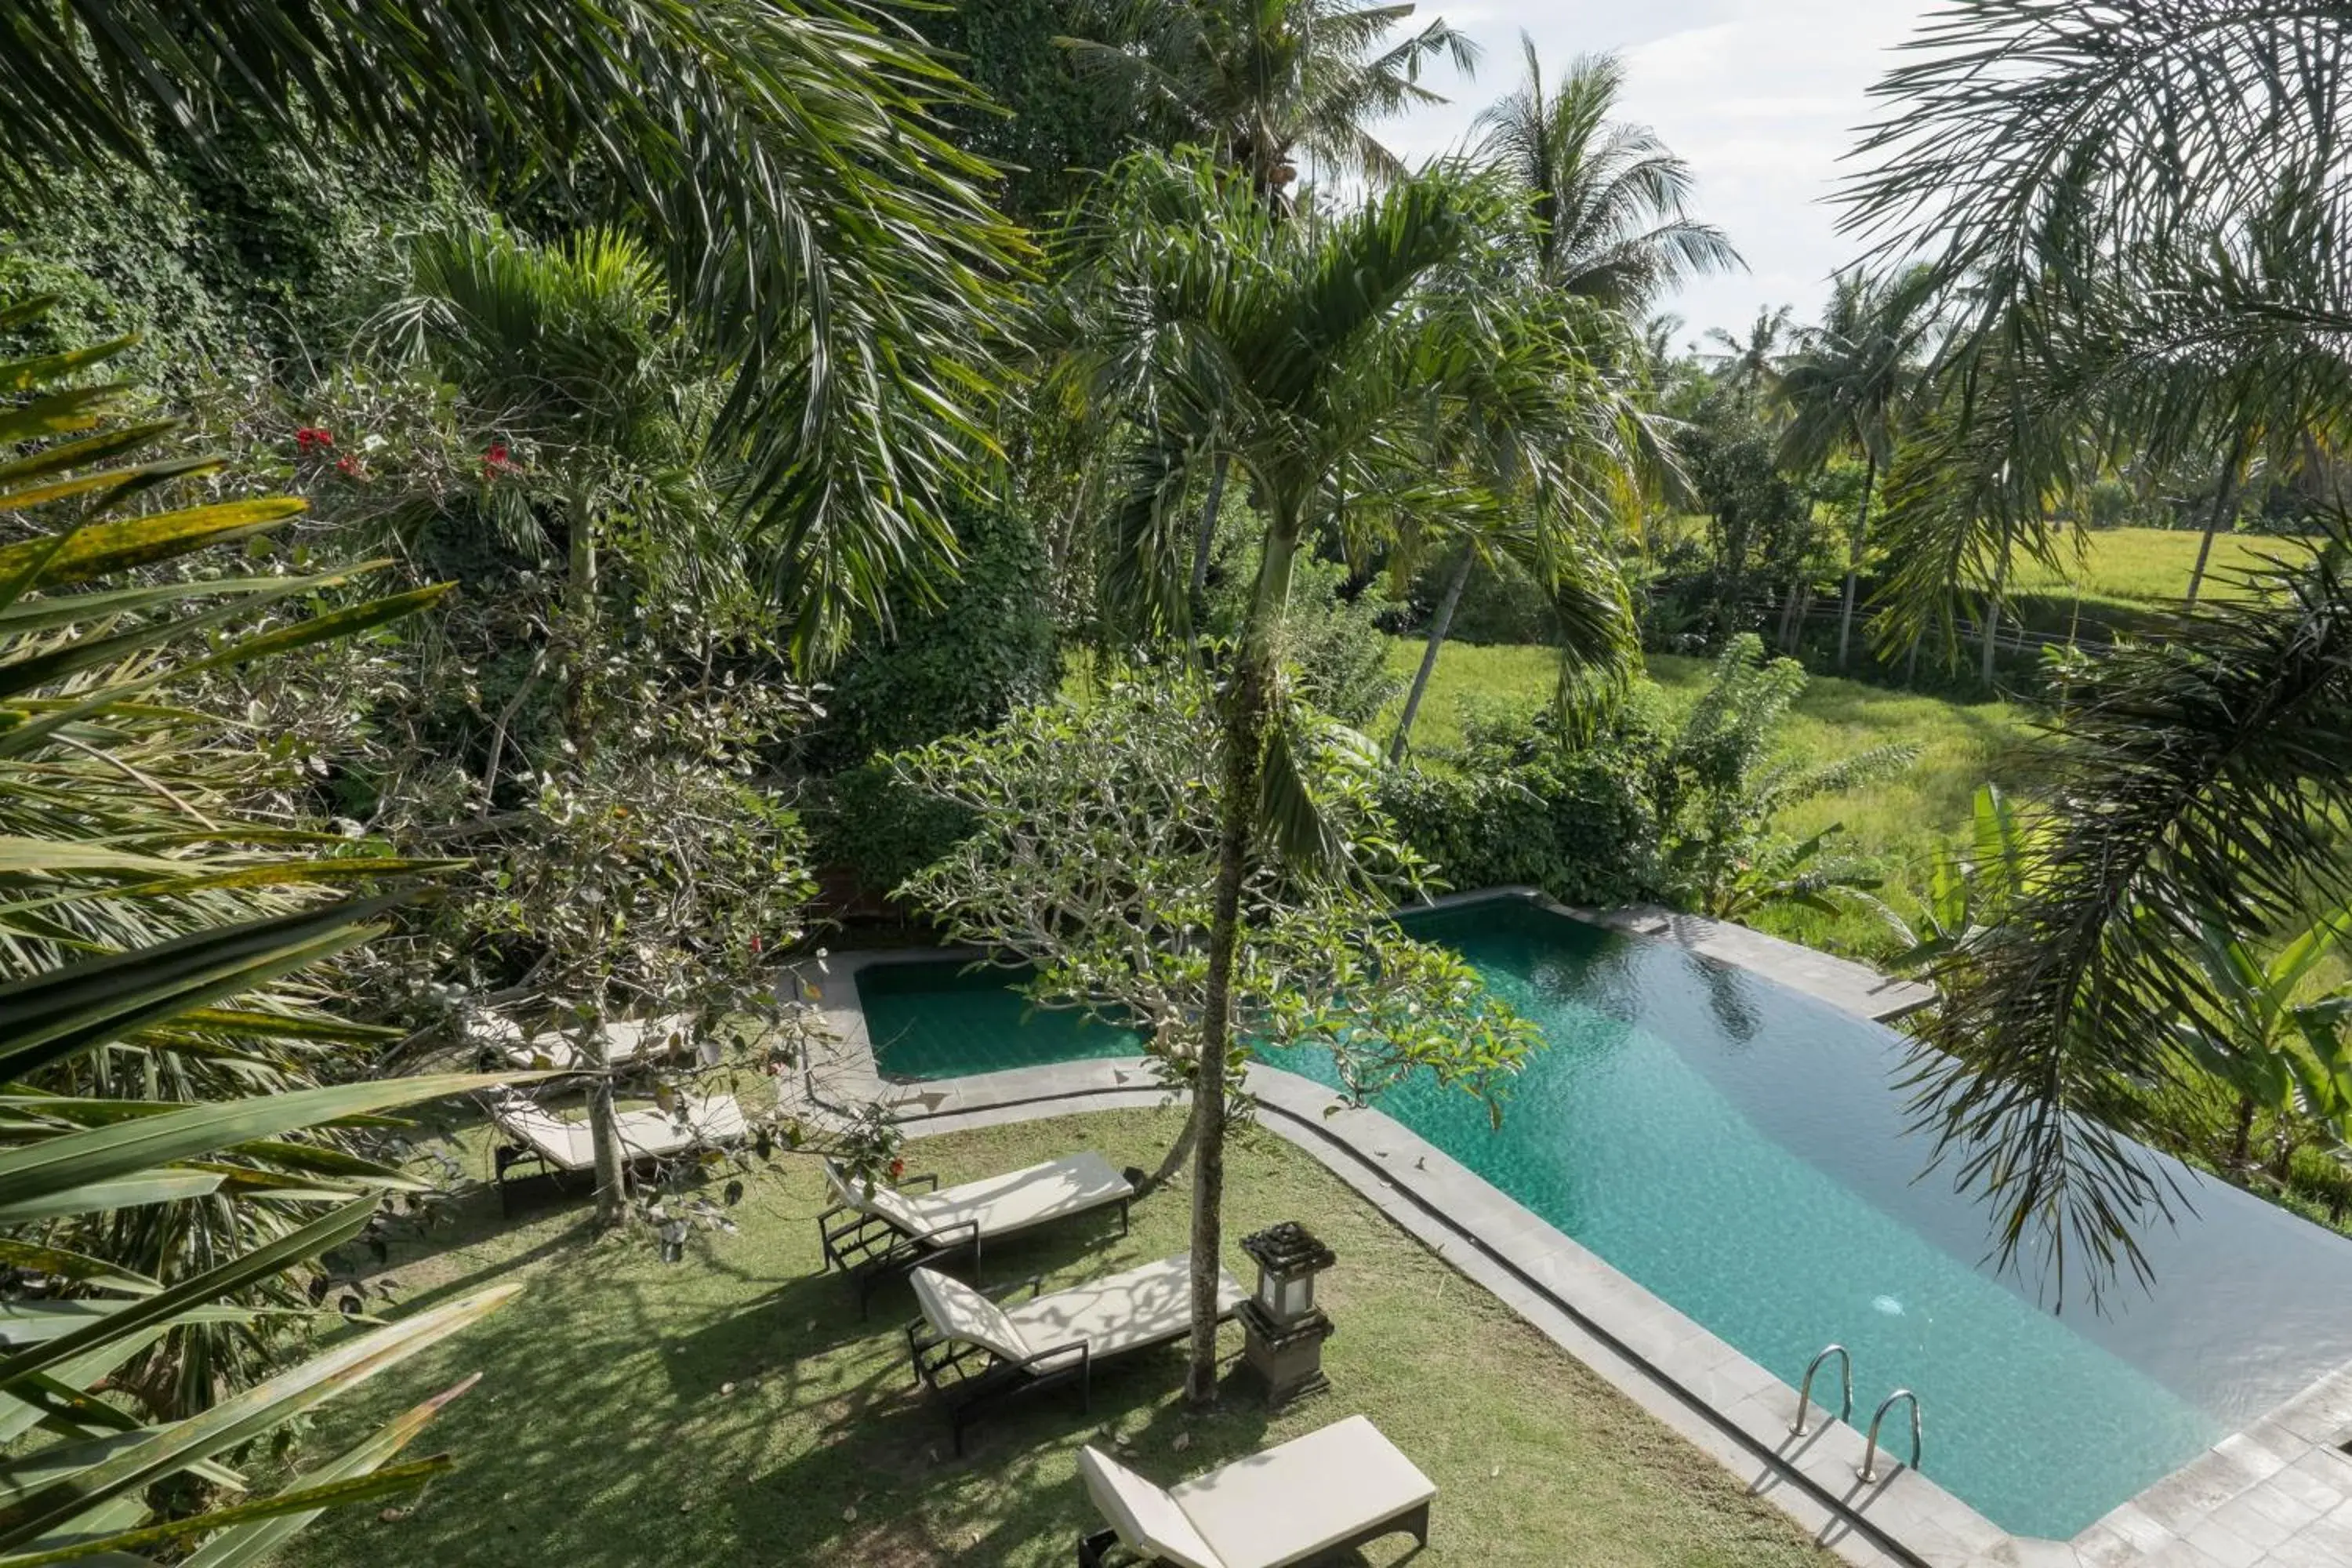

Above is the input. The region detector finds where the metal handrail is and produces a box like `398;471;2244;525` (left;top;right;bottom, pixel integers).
1860;1389;1922;1481
1791;1345;1852;1436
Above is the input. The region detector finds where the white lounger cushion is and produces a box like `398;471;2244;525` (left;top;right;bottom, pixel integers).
909;1269;1033;1365
913;1254;1243;1367
830;1152;1132;1243
1082;1420;1430;1568
1007;1254;1243;1359
496;1014;691;1071
903;1152;1131;1236
495;1092;745;1171
1080;1448;1224;1568
1171;1416;1436;1568
494;1100;598;1171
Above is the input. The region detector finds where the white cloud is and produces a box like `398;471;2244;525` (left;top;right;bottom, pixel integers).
1374;0;1934;341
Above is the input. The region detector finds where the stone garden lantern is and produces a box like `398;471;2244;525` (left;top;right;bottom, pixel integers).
1238;1221;1337;1406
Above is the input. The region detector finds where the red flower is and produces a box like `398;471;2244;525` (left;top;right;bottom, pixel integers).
750;933;763;955
887;1157;906;1181
295;426;334;452
335;456;357;475
481;441;513;474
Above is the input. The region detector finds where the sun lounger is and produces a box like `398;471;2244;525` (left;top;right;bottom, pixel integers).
478;1013;693;1073
906;1255;1243;1454
1076;1415;1436;1568
818;1152;1134;1315
486;1089;746;1213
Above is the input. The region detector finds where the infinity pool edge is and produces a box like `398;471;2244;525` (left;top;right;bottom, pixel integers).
786;896;2352;1568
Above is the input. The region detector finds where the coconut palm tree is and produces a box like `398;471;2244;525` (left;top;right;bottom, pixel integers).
1065;0;1480;604
1704;305;1797;412
1064;0;1475;205
0;0;1022;665
1473;42;1740;313
1778;268;1936;666
1380;40;1730;763
1844;0;2352;1296
1051;148;1640;1400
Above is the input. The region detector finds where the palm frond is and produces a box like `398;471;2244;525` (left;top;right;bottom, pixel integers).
1908;535;2352;1301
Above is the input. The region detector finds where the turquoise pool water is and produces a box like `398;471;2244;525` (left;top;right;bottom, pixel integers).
860;959;1140;1079
855;901;2352;1539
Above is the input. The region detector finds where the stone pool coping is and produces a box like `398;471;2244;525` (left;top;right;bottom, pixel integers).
786;895;2352;1568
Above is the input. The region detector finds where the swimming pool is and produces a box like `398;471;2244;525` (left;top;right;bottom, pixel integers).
854;898;2352;1539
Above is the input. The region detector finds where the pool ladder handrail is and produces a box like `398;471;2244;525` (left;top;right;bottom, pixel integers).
1859;1388;1922;1482
1791;1344;1852;1436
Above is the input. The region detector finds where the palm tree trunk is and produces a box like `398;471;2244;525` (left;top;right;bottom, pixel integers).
2184;429;2250;608
2230;1095;2256;1165
1189;516;1298;1406
1980;519;2011;689
1189;454;1232;607
564;495;599;747
1838;449;1877;669
1388;545;1472;764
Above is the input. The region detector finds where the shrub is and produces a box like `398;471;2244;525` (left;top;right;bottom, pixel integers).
811;488;1058;768
810;759;981;897
1378;709;1665;907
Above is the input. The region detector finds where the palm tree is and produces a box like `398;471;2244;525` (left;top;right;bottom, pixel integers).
1065;0;1479;602
383;222;713;1228
1846;0;2352;1290
1052;149;1638;1400
1381;39;1732;763
1473;42;1741;313
0;0;1022;665
1065;0;1475;205
1704;305;1796;412
1778;268;1935;666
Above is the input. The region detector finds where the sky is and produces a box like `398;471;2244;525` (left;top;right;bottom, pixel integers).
1376;0;1936;347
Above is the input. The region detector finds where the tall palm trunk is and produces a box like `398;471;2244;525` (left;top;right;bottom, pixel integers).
1388;545;1473;764
564;495;600;746
2184;430;2250;608
1189;514;1298;1406
1838;448;1878;669
564;494;626;1229
1980;517;2011;689
1189;454;1232;608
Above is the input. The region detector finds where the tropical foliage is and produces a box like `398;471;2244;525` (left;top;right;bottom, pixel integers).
1043;144;1650;1398
0;0;1025;663
0;296;523;1556
1843;0;2352;1292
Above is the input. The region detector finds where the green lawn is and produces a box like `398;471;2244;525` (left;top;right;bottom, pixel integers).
2007;525;2304;608
1373;640;2035;955
271;1109;1830;1567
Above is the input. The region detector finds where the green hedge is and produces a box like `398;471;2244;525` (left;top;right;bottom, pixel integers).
811;488;1058;771
1379;745;1661;908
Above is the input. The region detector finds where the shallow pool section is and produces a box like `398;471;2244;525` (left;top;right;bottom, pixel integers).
863;902;2352;1539
858;959;1141;1080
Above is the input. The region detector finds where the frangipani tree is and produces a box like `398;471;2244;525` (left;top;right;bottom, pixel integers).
898;673;1538;1390
1042;148;1636;1400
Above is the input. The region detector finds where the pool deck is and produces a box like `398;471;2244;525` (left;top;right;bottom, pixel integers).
786;898;2352;1568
